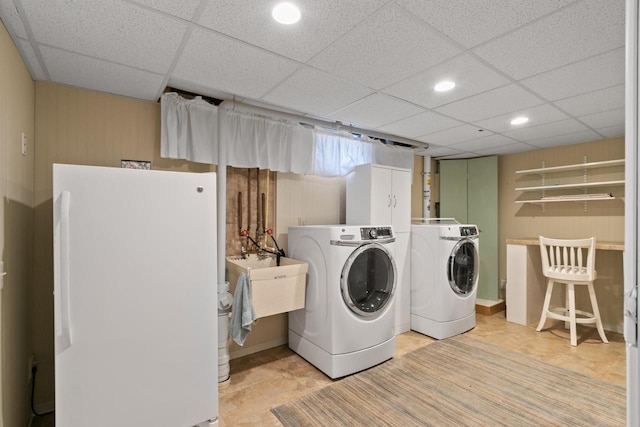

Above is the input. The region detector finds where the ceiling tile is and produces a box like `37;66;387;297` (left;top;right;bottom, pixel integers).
41;46;165;100
379;111;462;138
504;118;589;141
475;103;569;133
554;84;624;117
198;0;388;63
17;39;46;80
527;130;602;148
172;28;300;100
328;93;425;128
383;54;510;109
419;124;493;146
579;108;624;129
0;0;27;38
309;3;461;90
261;66;373;117
596;124;625;138
130;0;202;20
396;0;573;48
475;142;536;155
434;84;544;122
451;134;519;152
473;0;624;79
520;48;624;101
22;0;187;73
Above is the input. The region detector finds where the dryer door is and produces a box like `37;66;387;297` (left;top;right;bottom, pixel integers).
447;239;479;296
340;243;396;317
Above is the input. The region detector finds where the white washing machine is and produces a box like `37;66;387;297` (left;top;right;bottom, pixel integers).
287;225;397;379
410;219;479;339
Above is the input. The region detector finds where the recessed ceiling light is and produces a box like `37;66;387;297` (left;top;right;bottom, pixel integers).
434;80;455;92
510;116;529;125
272;2;301;24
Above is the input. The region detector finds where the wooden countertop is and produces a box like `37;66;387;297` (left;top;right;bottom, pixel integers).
506;237;624;251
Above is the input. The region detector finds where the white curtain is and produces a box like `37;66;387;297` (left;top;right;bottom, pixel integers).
160;93;218;164
371;140;415;171
313;132;414;176
160;93;414;175
219;108;314;174
313;132;373;176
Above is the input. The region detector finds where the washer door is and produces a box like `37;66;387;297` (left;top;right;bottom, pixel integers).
447;239;478;296
340;243;396;317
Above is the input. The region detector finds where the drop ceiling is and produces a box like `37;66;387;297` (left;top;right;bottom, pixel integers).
0;0;625;158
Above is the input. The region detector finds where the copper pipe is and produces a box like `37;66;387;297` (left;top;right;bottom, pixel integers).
261;192;266;233
256;168;261;233
237;192;242;235
247;169;251;234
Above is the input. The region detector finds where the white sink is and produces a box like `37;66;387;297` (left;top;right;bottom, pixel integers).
226;254;308;319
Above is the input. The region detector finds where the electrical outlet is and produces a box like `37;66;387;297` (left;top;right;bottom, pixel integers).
21;133;27;156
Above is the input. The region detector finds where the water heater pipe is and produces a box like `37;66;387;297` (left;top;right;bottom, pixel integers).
217;112;231;383
423;155;432;218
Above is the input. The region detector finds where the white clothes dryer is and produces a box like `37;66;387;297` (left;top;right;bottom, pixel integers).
411;219;479;339
288;225;397;379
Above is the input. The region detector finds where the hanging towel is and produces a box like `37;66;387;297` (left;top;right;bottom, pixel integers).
229;273;257;346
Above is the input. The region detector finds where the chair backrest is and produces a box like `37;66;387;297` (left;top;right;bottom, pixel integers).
538;236;596;282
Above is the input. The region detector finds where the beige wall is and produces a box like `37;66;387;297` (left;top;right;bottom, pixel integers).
0;20;36;427
32;82;213;407
498;137;625;331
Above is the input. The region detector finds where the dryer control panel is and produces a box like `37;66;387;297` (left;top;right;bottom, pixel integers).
459;226;478;237
360;226;394;240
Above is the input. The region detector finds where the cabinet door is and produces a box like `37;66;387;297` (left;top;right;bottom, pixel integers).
439;157;498;301
370;166;393;225
391;169;411;232
468;156;498;301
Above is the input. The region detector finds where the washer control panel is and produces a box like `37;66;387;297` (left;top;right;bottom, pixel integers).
459;226;478;237
360;226;393;240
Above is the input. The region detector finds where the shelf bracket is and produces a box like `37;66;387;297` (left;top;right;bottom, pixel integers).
583;156;588;212
540;161;545;213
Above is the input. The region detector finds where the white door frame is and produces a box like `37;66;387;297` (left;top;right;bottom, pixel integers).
625;1;639;425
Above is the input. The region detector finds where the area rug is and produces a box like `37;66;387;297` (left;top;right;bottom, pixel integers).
271;335;625;426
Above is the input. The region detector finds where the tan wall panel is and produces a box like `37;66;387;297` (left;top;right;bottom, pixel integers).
0;20;35;427
499;137;625;330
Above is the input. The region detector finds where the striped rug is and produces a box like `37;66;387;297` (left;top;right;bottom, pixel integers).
272;336;625;426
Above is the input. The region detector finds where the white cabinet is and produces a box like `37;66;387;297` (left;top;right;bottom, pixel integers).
346;164;412;334
515;159;625;205
346;164;411;232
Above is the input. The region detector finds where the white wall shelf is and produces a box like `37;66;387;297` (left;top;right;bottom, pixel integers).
516;195;617;205
514;157;625;210
515;180;625;191
515;159;625;175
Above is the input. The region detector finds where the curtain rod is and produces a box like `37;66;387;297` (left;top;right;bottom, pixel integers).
217;100;429;150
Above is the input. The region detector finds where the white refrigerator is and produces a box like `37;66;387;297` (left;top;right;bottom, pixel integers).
53;164;218;427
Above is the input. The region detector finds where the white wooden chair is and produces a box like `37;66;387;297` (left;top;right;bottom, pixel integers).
536;236;608;346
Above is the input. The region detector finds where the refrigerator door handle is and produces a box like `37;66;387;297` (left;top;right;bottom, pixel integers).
55;190;72;352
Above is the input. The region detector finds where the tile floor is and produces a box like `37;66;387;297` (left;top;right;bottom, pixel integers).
218;311;626;426
30;311;626;427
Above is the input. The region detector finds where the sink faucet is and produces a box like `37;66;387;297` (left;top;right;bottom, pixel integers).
240;245;247;259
